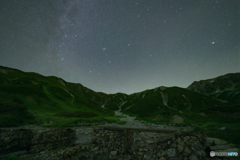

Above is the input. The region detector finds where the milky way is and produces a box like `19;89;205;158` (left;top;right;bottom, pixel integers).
0;0;239;94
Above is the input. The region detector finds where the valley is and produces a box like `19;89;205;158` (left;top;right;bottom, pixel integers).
0;65;240;159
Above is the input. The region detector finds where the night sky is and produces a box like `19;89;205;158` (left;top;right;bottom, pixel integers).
0;0;239;94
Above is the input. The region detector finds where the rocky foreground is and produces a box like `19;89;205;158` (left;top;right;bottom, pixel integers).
0;122;239;160
0;111;239;160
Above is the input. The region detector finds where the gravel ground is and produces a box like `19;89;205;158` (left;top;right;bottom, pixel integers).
113;110;193;131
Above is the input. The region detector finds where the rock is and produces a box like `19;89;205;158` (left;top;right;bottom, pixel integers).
165;148;177;157
110;151;117;156
205;137;228;147
189;154;199;160
146;140;154;144
2;126;239;160
178;141;185;153
138;152;143;156
183;146;192;156
210;144;232;150
170;115;184;123
218;127;226;131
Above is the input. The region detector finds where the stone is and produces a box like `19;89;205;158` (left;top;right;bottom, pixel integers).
184;136;190;142
183;146;192;156
103;147;108;153
210;144;231;150
92;147;98;151
170;115;184;123
189;154;199;160
218;127;226;131
177;137;182;143
165;148;177;157
178;141;185;153
205;137;227;147
2;126;239;160
110;150;117;156
138;152;143;156
146;140;154;144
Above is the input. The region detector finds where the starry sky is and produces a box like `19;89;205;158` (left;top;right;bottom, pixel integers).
0;0;239;94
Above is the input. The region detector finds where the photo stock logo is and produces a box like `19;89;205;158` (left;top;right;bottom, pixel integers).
210;151;238;157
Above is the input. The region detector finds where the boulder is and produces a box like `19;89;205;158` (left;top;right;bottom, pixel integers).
110;151;117;156
189;154;199;160
218;127;226;131
183;146;192;156
210;144;232;150
205;137;227;147
165;148;177;157
170;115;184;124
178;141;185;153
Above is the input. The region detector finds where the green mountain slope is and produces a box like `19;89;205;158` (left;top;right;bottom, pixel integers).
0;65;239;129
119;86;237;120
0;66;117;127
187;73;240;105
1;65;239;146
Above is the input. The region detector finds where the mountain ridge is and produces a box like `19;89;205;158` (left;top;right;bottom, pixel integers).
0;65;239;129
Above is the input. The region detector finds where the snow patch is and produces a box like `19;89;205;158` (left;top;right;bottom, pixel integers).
160;86;166;91
142;94;145;98
160;92;168;107
118;101;127;111
124;105;132;111
101;105;105;109
120;101;127;107
182;95;186;98
0;69;8;74
31;81;37;85
63;89;74;104
59;80;66;86
43;86;50;95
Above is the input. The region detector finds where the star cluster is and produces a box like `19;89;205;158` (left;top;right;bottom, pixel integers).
0;0;239;94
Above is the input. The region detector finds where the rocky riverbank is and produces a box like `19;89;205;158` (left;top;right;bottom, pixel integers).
1;126;240;160
0;110;238;160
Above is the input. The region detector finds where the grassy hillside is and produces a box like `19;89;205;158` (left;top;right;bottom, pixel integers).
187;73;240;105
0;66;123;127
118;86;240;146
0;65;239;146
120;86;232;119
